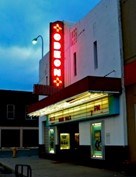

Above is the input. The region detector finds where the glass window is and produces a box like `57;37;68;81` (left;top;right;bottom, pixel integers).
93;41;98;69
74;133;79;149
73;52;77;76
46;76;48;85
49;128;55;154
91;122;104;159
60;133;70;150
7;104;15;119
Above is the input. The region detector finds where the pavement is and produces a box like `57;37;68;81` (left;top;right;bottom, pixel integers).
0;156;128;177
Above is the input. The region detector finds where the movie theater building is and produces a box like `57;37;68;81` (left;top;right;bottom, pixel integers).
28;0;128;165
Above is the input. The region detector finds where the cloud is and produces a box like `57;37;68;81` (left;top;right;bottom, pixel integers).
0;0;50;47
0;45;40;91
1;46;36;60
0;0;101;47
0;0;101;91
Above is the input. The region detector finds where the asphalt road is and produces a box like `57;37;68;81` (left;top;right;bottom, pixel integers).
0;156;128;177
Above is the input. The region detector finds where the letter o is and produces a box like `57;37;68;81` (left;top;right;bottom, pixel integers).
54;33;61;41
54;59;61;67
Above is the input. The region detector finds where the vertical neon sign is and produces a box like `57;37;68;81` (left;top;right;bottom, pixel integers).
50;21;64;88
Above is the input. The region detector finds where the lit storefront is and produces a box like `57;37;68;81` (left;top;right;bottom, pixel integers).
28;76;126;163
47;91;119;160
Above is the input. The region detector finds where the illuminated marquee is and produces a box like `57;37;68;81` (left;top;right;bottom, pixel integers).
50;21;64;88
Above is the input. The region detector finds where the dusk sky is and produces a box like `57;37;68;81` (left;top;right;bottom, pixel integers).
0;0;101;91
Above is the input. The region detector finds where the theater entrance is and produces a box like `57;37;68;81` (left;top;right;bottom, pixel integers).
57;122;79;160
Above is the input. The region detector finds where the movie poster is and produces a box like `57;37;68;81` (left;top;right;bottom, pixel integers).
49;128;55;153
91;122;103;159
60;133;70;150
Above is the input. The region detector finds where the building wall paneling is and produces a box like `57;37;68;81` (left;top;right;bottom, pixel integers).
126;85;136;162
121;0;136;61
105;145;128;167
54;144;128;168
44;125;49;153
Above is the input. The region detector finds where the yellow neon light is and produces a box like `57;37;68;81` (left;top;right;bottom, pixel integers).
53;24;62;32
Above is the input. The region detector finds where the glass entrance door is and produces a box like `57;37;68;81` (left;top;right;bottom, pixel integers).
91;122;104;159
49;128;55;153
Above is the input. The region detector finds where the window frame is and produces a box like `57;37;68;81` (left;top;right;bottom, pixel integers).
93;41;98;69
7;104;15;119
73;52;77;76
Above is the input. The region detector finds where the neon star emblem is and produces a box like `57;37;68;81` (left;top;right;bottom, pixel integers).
53;24;62;32
53;77;62;86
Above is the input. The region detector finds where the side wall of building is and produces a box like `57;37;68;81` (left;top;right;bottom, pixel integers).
0;90;39;148
121;0;136;162
65;0;122;87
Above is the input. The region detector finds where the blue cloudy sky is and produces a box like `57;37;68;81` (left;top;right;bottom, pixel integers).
0;0;101;91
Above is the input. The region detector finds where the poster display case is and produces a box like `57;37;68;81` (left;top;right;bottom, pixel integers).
60;133;70;150
49;128;55;153
91;122;103;159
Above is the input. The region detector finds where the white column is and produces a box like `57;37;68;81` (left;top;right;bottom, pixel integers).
39;116;46;144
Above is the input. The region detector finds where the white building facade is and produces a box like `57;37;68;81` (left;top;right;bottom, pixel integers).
28;0;128;166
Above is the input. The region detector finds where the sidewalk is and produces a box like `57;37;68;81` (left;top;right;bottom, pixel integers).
0;156;126;177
